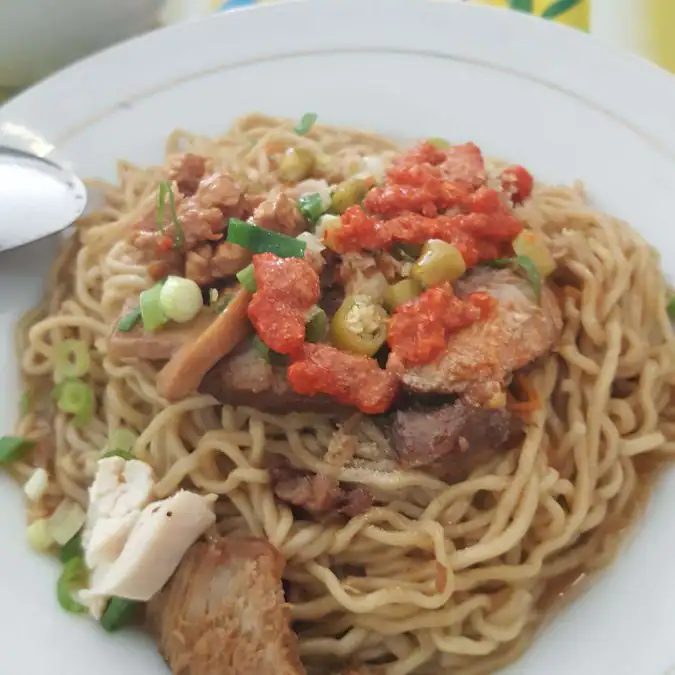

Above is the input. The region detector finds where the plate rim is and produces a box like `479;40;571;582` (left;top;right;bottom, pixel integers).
2;0;675;165
2;2;675;674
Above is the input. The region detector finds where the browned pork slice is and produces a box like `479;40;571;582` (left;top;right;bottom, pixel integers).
384;399;523;484
147;537;306;675
268;456;372;518
108;304;217;361
199;342;343;414
401;268;563;405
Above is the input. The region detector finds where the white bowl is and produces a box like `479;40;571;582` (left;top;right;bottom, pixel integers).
0;0;164;88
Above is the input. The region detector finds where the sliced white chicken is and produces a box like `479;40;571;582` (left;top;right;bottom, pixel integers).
82;457;155;569
86;490;215;602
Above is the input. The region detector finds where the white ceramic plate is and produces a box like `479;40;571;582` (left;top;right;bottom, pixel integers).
2;1;675;673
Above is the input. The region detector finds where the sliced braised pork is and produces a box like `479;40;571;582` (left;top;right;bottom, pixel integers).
147;537;306;675
401;268;562;405
384;399;523;484
199;342;343;414
108;303;217;361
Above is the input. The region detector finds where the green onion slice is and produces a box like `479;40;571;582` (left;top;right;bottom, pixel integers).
236;264;257;292
108;428;136;453
297;193;326;226
667;297;675;319
140;282;169;332
101;596;142;633
305;306;327;343
59;532;83;564
488;256;542;302
101;597;140;632
157;181;185;249
54;339;91;380
0;436;35;464
157;181;168;235
295;112;317;136
227;219;307;259
55;380;95;428
117;307;141;333
56;556;88;614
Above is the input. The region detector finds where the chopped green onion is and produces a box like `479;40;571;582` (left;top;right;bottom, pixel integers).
427;137;450;149
27;518;55;553
305;306;327;343
0;436;34;464
227;219;307;259
59;532;83;563
297;193;326;226
55;379;95;428
54;339;91;380
101;597;140;632
140;282;169;332
117;307;141;333
236;264;257;292
157;180;185;249
159;276;204;323
667;297;675;319
488;256;541;302
252;335;270;361
108;428;136;453
48;500;86;546
56;556;88;614
295;112;317;136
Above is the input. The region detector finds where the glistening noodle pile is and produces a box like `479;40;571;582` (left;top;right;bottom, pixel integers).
11;114;675;674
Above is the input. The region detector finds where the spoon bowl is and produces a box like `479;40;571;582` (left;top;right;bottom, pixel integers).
0;146;87;252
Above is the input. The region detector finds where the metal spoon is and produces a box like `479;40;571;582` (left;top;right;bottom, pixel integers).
0;144;87;252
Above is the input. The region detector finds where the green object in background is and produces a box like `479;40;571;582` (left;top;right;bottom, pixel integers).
509;0;534;11
542;0;584;18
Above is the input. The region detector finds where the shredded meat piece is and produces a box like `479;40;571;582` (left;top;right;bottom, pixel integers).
130;171;256;283
147;536;306;675
252;192;305;236
210;241;251;277
184;241;250;286
269;457;373;518
185;244;214;286
168;153;207;196
148;253;184;282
